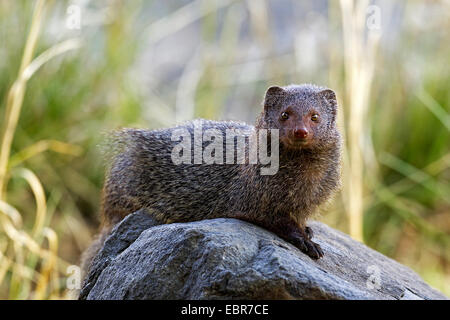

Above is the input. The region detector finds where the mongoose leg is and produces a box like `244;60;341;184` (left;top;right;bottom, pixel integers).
304;226;313;240
230;213;324;260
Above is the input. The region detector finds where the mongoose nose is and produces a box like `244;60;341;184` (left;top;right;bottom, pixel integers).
294;128;309;139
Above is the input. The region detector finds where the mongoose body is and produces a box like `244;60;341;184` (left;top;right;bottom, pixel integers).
82;84;342;276
101;120;252;225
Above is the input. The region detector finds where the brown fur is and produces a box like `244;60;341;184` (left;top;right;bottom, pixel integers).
81;84;342;276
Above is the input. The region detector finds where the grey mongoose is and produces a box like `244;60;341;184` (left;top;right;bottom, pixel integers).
81;84;342;276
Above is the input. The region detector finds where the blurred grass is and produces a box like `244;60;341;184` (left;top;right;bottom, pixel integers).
0;0;449;298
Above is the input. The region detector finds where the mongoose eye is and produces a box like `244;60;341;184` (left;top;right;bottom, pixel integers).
281;112;289;120
311;114;319;122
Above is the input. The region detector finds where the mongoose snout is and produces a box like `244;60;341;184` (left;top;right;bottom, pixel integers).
293;127;309;139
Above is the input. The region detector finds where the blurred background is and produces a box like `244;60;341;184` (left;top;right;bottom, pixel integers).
0;0;448;299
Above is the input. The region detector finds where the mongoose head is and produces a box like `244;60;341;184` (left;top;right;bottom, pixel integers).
258;84;339;151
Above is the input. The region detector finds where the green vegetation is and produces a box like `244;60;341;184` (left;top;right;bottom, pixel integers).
0;0;448;299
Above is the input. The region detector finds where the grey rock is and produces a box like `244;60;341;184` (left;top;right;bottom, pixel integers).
80;209;447;300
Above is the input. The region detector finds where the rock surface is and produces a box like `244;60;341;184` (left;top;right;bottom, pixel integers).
79;209;447;300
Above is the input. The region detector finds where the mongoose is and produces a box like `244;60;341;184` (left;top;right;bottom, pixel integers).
81;84;341;276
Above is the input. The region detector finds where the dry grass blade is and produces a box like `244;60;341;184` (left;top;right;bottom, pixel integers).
340;0;381;241
34;227;58;299
0;0;46;199
21;38;83;82
8;140;83;169
10;242;25;298
14;168;47;237
0;200;23;227
0;0;84;299
0;246;12;285
144;0;238;45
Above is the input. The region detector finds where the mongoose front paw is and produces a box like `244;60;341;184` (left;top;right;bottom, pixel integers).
306;240;324;259
290;235;324;260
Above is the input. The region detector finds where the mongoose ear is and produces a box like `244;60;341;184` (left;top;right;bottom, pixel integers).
266;85;286;97
318;89;337;116
264;86;286;110
318;89;337;105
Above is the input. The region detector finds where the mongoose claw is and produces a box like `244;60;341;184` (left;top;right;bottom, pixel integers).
290;235;324;260
306;240;324;259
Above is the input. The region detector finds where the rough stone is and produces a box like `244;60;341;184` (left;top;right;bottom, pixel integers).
80;209;447;300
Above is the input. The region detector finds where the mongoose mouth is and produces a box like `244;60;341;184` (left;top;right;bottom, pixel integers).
281;136;312;150
279;127;314;150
